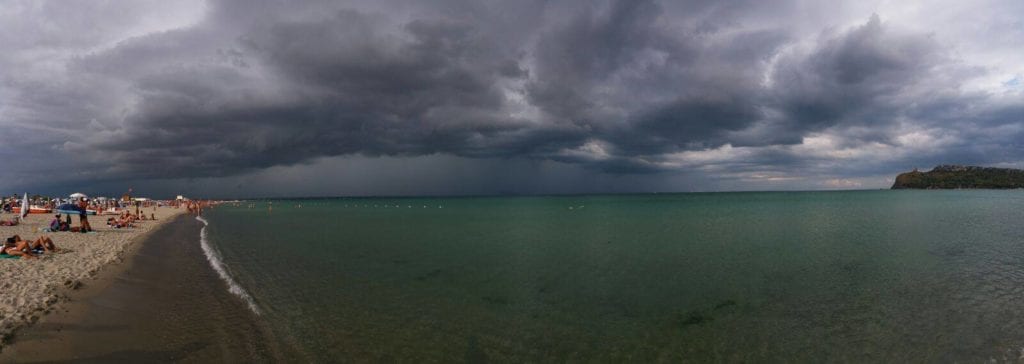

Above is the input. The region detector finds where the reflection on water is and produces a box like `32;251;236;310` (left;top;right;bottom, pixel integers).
203;190;1024;362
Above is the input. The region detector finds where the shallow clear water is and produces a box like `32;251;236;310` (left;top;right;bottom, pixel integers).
201;190;1024;362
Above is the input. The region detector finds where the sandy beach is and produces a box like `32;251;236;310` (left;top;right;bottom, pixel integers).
0;213;284;362
0;206;183;349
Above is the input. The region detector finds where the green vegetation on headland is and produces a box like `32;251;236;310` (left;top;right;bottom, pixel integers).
892;165;1024;189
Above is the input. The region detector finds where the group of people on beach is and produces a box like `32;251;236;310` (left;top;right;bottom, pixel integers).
106;210;155;229
0;235;58;259
184;200;206;215
37;197;159;232
1;195;151;211
0;192;185;262
48;211;93;233
0;198;18;213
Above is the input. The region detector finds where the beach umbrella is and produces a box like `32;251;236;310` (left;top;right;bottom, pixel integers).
55;203;83;215
69;192;88;199
56;203;80;210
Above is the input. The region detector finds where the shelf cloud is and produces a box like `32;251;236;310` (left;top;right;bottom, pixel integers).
2;0;1023;196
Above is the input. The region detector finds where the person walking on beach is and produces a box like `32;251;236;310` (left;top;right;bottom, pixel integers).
77;198;92;232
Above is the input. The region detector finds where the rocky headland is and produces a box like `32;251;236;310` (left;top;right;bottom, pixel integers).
892;165;1024;189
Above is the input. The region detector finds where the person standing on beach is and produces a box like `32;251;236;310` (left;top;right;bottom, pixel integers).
77;198;92;232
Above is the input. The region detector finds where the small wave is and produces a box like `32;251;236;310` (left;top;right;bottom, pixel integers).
196;216;261;315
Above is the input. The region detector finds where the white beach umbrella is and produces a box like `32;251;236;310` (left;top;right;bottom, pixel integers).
69;192;88;199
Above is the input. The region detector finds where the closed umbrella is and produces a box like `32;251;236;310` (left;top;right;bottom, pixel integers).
19;193;29;220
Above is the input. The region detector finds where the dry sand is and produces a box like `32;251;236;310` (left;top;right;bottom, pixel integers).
0;206;184;349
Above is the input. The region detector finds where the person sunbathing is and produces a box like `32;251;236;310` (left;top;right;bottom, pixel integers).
29;235;59;252
2;237;37;259
107;217;133;229
118;212;138;224
6;235;58;253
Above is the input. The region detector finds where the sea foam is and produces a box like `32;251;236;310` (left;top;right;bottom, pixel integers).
196;216;261;315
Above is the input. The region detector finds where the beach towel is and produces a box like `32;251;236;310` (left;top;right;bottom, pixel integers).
0;254;19;259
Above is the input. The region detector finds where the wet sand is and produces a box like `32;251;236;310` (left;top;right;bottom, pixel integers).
0;215;289;362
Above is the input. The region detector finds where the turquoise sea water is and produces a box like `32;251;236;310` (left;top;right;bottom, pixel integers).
200;190;1024;362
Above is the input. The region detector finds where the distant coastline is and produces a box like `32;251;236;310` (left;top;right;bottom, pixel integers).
892;165;1024;189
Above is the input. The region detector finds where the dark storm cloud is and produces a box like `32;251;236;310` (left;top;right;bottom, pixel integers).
770;15;944;138
3;0;1024;194
64;2;589;177
526;0;790;157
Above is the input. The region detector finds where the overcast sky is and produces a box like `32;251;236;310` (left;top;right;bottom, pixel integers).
2;0;1022;198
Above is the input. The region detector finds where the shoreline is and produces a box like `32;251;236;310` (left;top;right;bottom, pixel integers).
0;212;288;361
196;215;261;315
0;206;185;350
